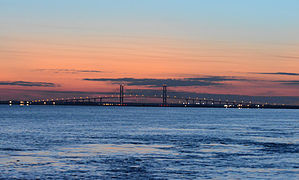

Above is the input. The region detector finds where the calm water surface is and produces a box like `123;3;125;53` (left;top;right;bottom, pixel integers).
0;105;298;179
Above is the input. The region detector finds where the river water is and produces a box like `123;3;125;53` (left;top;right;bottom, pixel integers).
0;105;298;179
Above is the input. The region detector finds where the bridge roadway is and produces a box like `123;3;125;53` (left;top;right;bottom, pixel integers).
1;100;298;109
30;95;245;106
2;85;298;109
3;95;294;109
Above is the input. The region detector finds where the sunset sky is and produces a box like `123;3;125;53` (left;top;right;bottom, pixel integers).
1;0;299;101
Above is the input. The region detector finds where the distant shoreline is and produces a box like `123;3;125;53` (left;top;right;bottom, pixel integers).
1;101;299;109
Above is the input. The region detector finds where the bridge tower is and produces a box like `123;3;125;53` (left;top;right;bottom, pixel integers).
120;84;124;105
162;84;167;106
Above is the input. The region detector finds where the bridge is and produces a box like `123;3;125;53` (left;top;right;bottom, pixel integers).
10;84;292;109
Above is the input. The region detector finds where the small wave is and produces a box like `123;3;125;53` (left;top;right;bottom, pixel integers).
261;142;299;153
0;148;24;151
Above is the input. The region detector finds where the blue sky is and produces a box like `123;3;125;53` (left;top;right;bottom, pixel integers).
1;0;298;43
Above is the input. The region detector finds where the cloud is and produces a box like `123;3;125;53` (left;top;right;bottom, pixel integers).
83;78;221;87
257;72;299;76
0;81;56;87
274;80;299;86
23;90;115;95
34;69;102;74
83;76;247;87
185;76;249;82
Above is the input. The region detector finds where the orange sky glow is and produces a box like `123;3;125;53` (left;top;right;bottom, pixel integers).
1;1;299;102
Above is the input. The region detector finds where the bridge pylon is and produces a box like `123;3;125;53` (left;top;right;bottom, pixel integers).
120;84;124;105
162;84;167;106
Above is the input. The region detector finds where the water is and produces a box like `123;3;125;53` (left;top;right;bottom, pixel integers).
0;105;298;179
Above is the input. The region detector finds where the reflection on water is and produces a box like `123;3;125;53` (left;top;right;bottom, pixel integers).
61;144;174;155
1;143;175;174
0;106;299;179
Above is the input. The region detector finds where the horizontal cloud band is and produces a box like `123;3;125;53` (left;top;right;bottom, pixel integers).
0;81;56;87
274;80;299;85
257;72;299;76
83;76;247;87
